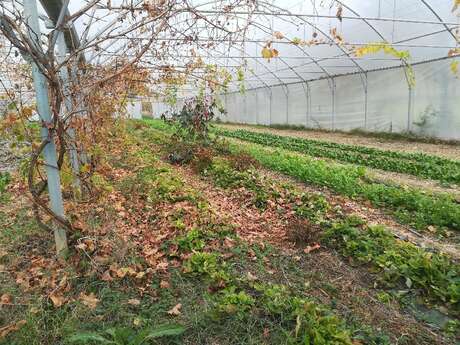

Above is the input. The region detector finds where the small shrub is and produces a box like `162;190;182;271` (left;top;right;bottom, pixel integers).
163;96;218;143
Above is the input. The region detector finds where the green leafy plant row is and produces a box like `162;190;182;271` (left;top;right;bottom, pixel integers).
170;213;387;344
323;217;460;315
142;119;460;231
140;120;459;332
201;154;460;314
232;143;460;231
216;128;460;185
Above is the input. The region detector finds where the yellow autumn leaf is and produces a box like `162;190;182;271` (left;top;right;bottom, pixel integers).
21;106;33;118
291;37;302;46
453;0;460;12
261;47;272;59
450;60;459;74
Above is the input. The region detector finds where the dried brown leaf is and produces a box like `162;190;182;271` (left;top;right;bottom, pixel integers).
80;292;99;309
167;303;182;316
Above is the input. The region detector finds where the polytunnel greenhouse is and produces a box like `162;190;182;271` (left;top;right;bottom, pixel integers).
0;1;459;344
150;1;460;140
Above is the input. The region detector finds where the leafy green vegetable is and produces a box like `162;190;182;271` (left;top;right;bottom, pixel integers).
217;128;460;185
323;219;460;313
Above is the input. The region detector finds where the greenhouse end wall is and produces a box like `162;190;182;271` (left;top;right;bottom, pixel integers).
151;58;460;141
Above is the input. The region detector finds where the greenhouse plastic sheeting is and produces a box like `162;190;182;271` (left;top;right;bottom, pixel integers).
147;1;460;140
151;59;460;140
215;58;460;140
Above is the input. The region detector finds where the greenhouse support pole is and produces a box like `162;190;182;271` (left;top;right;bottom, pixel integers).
255;90;259;125
285;86;289;125
224;93;228;122
269;89;272;126
407;87;413;132
331;78;336;131
364;80;368;130
301;83;309;128
243;93;247;124
306;82;311;128
24;0;68;257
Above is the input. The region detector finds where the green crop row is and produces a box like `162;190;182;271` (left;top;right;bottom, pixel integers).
230;144;460;232
195;151;460;316
182;245;375;345
217;128;460;185
323;217;460;314
140;119;460;318
200;156;460;316
143;119;460;232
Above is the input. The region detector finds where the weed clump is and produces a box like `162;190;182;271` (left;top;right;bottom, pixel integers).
0;171;10;193
227;152;260;172
286;218;322;246
190;147;214;173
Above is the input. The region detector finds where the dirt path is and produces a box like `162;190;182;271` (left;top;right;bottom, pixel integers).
218;124;460;161
169;163;450;345
368;169;460;201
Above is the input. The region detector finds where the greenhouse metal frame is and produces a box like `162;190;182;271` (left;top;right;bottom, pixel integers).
147;1;460;140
